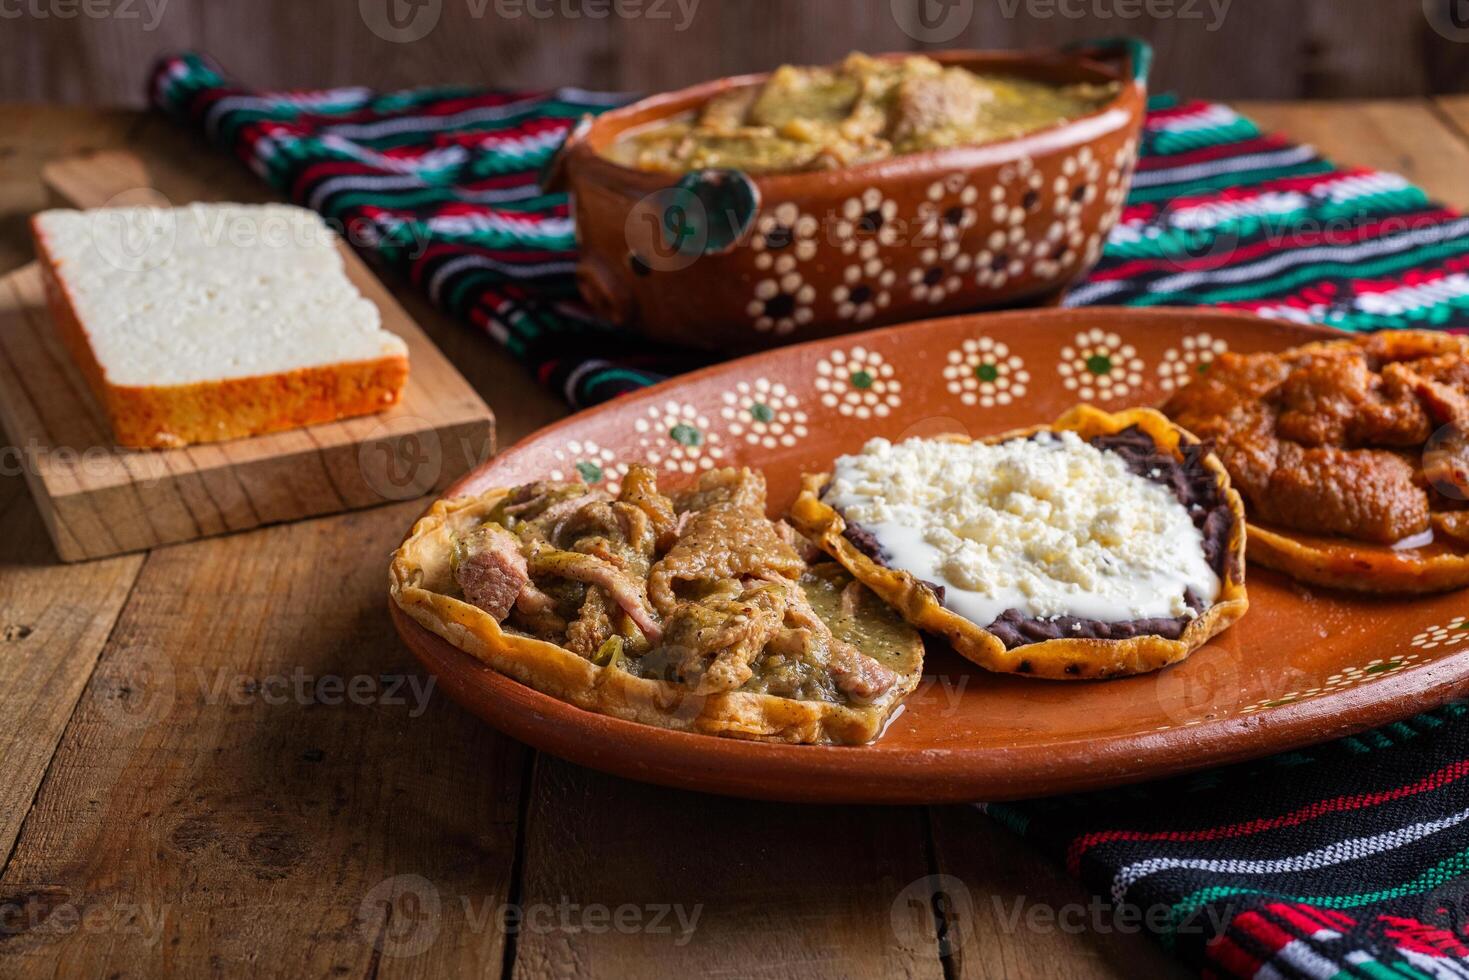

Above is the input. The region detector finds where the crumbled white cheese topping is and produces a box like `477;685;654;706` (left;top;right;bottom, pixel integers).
824;432;1220;626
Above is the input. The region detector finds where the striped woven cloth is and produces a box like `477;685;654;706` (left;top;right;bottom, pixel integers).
148;54;1469;409
986;704;1469;978
149;54;1469;978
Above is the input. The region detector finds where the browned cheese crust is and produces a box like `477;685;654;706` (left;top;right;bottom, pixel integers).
788;405;1249;680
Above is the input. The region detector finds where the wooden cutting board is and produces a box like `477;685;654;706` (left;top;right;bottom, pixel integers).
0;150;494;562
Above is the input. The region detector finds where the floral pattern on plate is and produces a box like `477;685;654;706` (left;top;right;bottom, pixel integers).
918;174;981;244
747;256;816;335
751;202;819;268
832;257;895;322
834;188;899;255
814;346;901;419
634;401;726;474
942;337;1029;408
1238;654;1422;715
908;241;972;304
1158;332;1229;391
720;379;809;449
547;439;629;495
1058;329;1145;401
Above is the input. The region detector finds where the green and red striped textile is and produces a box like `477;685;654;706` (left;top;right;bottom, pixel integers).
149;53;1469;409
1064;100;1469;329
985;704;1469;978
149;53;1469;977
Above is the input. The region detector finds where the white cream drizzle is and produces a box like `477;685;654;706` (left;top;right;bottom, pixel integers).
1392;528;1435;551
824;432;1221;627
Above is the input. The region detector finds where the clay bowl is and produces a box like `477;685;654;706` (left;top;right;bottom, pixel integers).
391;307;1469;804
545;40;1149;353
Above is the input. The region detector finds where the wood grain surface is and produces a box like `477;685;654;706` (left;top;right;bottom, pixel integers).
0;503;526;977
1237;99;1469;211
0;472;143;864
0;151;495;561
3;0;1468;105
0;97;1464;977
511;758;945;979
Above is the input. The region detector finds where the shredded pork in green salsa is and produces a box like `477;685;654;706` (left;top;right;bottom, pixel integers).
605;52;1118;174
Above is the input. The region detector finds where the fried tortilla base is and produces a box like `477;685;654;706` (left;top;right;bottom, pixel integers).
789;405;1250;680
389;491;924;745
1246;525;1469;594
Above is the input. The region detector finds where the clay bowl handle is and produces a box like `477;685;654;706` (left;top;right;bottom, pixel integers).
539;115;593;194
588;169;760;327
1062;35;1153;88
664;169;762;258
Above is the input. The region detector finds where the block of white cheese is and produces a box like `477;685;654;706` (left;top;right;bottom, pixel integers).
32;203;409;449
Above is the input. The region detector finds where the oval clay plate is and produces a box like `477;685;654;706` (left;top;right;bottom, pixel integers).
391;307;1469;803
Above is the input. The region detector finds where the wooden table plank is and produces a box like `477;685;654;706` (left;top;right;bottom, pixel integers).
511;757;945;980
1235;99;1469;210
931;809;1190;980
0;104;149;890
1430;95;1469;153
0;504;527;977
0;468;142;865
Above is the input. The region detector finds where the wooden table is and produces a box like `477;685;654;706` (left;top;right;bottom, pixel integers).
2;98;1468;979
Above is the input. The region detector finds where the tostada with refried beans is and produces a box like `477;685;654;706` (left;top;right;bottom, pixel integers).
789;405;1249;679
